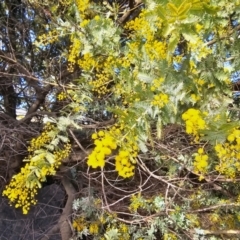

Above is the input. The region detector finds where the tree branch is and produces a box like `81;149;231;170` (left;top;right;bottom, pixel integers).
193;229;240;235
206;24;240;46
58;166;76;240
190;203;239;213
117;0;143;25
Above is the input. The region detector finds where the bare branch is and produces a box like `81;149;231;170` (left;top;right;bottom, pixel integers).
58;166;76;240
190;203;239;213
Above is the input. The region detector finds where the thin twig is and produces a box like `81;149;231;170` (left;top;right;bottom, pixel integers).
189;202;239;213
69;129;88;154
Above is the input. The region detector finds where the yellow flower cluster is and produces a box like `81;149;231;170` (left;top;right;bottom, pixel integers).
189;38;212;61
193;148;208;174
80;19;90;28
173;55;183;63
88;125;139;178
194;79;205;87
115;148;137;178
163;233;178;240
209;213;221;223
75;0;89;13
53;143;71;166
90;71;112;96
37;30;59;46
88;216;131;240
89;56;118;97
151;93;169;108
68;37;82;72
145;40;167;60
119;55;132;68
78;53;98;71
57;91;67;101
119;223;128;233
125;11;154;41
182;108;206;142
125;11;147;32
2;143;71;214
227;128;240;144
87;130;117;168
190;93;201;103
3;122;71;214
73;218;105;237
28;123;55;151
190;79;206;103
128;41;140;52
2;164;38;214
195;23;203;33
150;78;164;92
215;128;240;178
123;41;142;64
129;194;145;212
103;55;120;72
72;217;87;232
192;78;206;98
89;222;99;235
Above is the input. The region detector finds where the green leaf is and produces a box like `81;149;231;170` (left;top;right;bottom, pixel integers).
51;138;60;146
154;196;165;209
104;229;120;240
35;169;41;178
201;129;228;143
202;3;219;14
168;33;180;54
26;181;30;188
137;72;155;83
182;31;198;43
167;3;179;16
45;152;55;164
37;180;42;188
58;116;72;131
31;153;46;162
156;5;167;20
172;0;183;7
45;144;55;151
30;181;34;189
138;140;148;153
156;116;162;139
162;23;175;37
200;122;238;143
58;135;69;143
178;2;192;16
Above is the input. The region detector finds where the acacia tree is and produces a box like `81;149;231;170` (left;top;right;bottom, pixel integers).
1;0;240;239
